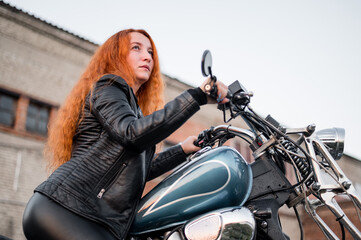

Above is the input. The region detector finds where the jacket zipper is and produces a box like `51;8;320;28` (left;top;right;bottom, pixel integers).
122;147;155;239
97;162;127;199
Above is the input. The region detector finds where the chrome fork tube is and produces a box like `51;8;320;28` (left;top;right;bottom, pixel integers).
304;136;361;239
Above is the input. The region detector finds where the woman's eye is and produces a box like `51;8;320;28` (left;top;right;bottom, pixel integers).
148;50;154;56
132;45;140;50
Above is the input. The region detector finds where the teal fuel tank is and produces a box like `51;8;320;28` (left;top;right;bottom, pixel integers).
130;146;253;235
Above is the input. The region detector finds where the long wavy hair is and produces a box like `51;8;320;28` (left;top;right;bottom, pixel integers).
45;29;164;173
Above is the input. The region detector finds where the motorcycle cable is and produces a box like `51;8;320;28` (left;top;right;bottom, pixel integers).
164;226;183;240
244;112;289;173
246;106;314;180
271;149;287;174
243;112;317;201
293;206;304;240
339;220;346;240
241;112;271;139
230;103;305;179
308;188;346;240
252;119;288;173
219;103;243;123
244;110;272;135
277;140;313;184
252;111;346;192
247;178;305;202
240;110;291;173
213;131;237;147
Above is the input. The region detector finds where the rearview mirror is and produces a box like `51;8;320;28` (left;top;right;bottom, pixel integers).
201;50;213;77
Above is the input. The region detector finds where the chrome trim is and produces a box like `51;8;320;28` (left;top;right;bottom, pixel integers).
184;207;255;240
166;231;183;240
213;125;256;143
316;128;345;160
185;213;222;240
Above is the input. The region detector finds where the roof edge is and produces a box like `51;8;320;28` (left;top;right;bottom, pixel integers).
0;1;99;53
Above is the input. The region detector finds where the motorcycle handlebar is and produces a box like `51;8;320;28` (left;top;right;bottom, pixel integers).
194;125;256;147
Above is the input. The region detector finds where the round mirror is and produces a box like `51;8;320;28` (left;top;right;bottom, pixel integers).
201;50;212;77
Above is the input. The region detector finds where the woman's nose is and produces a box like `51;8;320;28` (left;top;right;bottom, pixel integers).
142;51;152;62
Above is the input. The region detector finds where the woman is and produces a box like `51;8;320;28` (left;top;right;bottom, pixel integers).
23;29;228;240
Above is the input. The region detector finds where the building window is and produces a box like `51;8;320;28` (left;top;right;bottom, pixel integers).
26;102;50;135
0;92;17;127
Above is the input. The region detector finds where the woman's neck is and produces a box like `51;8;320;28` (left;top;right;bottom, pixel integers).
132;83;140;94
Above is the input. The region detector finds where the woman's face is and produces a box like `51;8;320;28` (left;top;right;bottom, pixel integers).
127;32;154;86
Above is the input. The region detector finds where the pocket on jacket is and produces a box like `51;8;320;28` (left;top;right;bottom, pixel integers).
96;162;127;199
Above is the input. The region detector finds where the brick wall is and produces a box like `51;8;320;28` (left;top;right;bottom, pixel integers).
0;3;97;239
13;96;28;133
0;3;96;105
0;138;47;240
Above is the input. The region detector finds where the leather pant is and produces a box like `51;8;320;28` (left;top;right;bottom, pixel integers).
23;192;115;240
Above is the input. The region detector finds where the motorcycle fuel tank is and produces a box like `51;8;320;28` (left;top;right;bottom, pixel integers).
130;146;253;235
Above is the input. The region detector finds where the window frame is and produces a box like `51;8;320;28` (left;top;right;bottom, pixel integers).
0;89;19;128
25;99;51;136
0;87;57;138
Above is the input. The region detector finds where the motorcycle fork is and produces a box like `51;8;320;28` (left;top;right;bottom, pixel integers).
303;138;361;240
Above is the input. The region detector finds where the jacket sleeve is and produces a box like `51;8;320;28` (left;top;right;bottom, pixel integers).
147;144;187;180
91;81;200;152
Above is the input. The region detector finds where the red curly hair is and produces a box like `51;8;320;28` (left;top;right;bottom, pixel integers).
45;29;164;172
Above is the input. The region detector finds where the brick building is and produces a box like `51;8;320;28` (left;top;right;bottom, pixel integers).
0;1;360;239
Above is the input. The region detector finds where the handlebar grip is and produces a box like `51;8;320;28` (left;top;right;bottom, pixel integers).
204;75;219;100
193;140;201;147
209;85;218;100
194;129;209;147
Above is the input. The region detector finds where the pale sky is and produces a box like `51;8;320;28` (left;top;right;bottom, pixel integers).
3;0;361;159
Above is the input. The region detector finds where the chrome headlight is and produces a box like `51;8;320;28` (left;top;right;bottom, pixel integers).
316;128;345;160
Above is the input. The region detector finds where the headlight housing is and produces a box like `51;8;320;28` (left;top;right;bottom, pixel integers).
316;128;345;160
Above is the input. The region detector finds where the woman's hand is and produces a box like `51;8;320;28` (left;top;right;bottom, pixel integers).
200;78;229;104
180;136;201;155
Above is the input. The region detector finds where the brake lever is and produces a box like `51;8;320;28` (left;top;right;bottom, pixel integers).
194;128;214;148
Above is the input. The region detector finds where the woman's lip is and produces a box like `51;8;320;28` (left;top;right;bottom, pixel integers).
140;65;150;71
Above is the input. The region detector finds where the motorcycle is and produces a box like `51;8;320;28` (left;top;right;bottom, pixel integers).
128;50;361;240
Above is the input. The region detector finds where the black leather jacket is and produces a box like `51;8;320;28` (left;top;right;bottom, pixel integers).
35;74;202;239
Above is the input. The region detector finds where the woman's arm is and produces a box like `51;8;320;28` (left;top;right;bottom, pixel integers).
147;144;186;180
147;136;200;180
91;80;200;152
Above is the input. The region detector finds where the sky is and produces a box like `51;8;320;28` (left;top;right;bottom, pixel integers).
3;0;361;159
